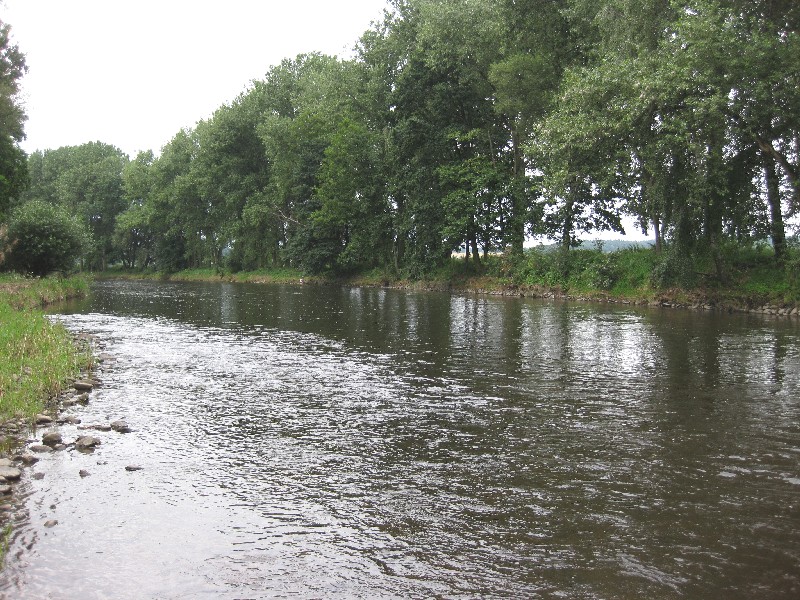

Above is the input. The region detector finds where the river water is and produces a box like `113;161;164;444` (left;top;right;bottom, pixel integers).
2;280;799;599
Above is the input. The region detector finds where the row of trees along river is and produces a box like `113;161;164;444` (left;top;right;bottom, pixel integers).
0;1;798;287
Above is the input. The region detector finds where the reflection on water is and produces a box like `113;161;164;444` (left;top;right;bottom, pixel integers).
2;280;799;599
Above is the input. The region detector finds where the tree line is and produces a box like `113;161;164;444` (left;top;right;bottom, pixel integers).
1;0;798;282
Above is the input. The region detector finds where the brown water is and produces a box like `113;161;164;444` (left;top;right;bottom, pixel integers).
2;280;799;599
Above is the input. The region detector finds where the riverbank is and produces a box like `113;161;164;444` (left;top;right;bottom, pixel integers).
0;275;96;564
99;245;800;317
0;274;93;430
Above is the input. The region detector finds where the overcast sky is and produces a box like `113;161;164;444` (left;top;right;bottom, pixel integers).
0;0;389;158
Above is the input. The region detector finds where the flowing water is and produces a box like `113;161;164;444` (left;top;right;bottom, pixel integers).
2;280;799;599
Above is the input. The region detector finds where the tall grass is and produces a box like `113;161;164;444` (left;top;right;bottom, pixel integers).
0;275;91;422
0;274;89;310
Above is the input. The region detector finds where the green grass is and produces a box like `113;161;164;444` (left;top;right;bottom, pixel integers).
0;273;89;310
100;242;799;311
0;275;91;423
101;266;308;284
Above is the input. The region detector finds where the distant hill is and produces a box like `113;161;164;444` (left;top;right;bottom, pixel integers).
527;239;656;253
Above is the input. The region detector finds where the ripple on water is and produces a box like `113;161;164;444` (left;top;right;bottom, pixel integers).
3;285;799;599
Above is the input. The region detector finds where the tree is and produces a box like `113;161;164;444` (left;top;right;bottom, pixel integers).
312;117;392;272
256;54;361;272
116;151;155;269
1;200;87;275
0;19;28;221
146;129;199;271
23;142;129;270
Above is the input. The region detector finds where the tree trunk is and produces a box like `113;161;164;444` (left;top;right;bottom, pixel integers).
764;155;786;264
470;235;481;268
561;195;574;252
653;217;662;253
509;124;526;257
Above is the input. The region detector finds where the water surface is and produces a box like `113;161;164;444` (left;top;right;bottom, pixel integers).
2;280;799;598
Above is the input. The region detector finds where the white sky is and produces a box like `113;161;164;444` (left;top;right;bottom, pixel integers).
0;0;389;158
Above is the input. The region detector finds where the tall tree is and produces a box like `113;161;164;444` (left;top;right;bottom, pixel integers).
23;142;128;270
0;19;28;221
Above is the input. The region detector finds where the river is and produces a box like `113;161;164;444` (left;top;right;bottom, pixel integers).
1;280;799;599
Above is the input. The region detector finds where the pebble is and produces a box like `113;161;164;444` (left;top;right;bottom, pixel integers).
125;465;143;472
42;432;63;446
18;454;39;465
29;444;53;453
111;420;132;433
79;470;91;478
32;472;45;480
44;520;58;528
0;467;22;481
75;436;101;451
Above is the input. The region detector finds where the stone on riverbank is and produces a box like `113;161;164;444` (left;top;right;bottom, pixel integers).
57;415;81;425
35;414;53;425
42;431;62;446
0;458;13;468
78;423;111;432
111;420;131;433
73;380;94;391
18;453;39;465
0;466;22;480
75;436;101;451
0;485;11;494
29;444;53;453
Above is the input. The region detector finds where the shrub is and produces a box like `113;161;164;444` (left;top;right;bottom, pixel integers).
1;201;88;276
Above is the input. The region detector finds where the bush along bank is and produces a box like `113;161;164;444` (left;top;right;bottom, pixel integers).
440;245;800;316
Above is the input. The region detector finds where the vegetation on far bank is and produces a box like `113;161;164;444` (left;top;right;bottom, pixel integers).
1;2;798;299
104;242;800;313
0;276;91;423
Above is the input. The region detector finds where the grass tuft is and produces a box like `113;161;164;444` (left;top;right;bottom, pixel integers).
0;275;91;423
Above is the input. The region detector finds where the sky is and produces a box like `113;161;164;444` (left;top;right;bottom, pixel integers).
0;0;390;158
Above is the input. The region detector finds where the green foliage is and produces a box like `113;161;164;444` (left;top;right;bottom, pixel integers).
0;20;28;221
516;245;658;294
1;201;88;276
0;276;91;421
22;143;129;270
14;0;798;303
0;300;90;422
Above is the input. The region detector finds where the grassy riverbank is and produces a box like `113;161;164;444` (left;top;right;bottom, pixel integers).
100;244;800;314
0;275;91;423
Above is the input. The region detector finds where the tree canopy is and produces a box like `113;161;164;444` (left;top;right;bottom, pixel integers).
3;1;798;282
0;19;27;223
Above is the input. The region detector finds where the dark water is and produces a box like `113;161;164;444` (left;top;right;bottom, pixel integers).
2;280;800;599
